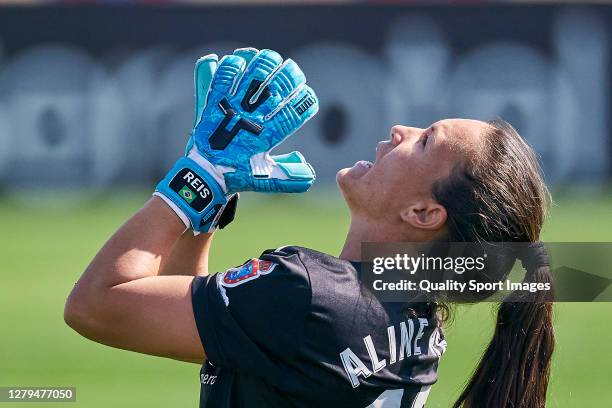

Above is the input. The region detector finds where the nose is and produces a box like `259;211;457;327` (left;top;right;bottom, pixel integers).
390;125;425;144
376;125;424;162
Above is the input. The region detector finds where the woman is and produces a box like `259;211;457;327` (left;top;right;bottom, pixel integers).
64;49;553;408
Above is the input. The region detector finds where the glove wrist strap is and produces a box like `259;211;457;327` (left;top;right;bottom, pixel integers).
155;156;228;233
186;147;228;193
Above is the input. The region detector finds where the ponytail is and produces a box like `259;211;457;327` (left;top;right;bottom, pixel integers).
432;120;555;407
453;242;555;408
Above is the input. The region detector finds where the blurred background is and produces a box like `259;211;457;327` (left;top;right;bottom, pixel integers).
0;1;611;407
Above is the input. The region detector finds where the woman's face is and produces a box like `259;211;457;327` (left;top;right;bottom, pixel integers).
337;118;490;224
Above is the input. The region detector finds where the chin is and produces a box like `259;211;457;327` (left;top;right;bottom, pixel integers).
336;167;351;184
336;168;353;199
337;166;361;193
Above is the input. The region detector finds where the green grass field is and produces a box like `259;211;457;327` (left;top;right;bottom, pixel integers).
1;189;611;407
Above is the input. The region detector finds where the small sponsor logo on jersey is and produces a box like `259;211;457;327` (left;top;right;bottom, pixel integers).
293;92;316;116
200;373;217;385
200;361;220;386
220;259;277;287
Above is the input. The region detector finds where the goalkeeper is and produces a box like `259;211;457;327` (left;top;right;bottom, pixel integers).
65;48;554;408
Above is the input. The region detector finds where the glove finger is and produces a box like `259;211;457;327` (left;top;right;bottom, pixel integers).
227;167;315;193
255;59;306;118
233;49;283;111
193;54;218;128
209;54;247;100
266;84;319;147
268;151;316;193
232;47;258;65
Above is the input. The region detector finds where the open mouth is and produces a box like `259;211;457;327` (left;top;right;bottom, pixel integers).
355;160;374;170
347;160;374;178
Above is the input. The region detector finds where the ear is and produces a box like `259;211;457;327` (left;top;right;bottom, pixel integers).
400;202;447;231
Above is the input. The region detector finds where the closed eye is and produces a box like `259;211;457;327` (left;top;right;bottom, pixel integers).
420;126;436;149
420;132;429;148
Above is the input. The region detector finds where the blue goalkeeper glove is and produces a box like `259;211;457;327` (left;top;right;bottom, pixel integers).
155;48;319;232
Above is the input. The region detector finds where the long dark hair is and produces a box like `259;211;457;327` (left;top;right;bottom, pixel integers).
432;119;554;408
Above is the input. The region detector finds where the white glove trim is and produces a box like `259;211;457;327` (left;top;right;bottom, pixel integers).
187;147;230;193
248;58;291;105
264;83;306;120
153;192;190;230
249;152;290;180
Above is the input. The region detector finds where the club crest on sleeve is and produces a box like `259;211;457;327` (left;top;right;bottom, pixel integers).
220;258;277;288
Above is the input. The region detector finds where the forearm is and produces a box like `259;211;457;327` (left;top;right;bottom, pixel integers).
64;197;207;362
75;197;185;291
160;230;214;276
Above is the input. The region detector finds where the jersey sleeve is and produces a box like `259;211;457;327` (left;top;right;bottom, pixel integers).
191;246;311;374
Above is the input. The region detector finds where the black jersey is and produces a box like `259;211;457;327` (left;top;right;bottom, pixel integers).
191;246;447;408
